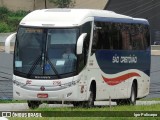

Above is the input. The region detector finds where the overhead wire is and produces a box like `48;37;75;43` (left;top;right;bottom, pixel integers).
106;0;160;21
129;1;160;16
107;0;139;8
122;0;154;14
109;0;144;11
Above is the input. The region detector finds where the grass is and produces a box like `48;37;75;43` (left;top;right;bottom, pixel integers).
33;103;160;111
1;100;160;119
3;103;160;120
8;118;160;120
140;98;160;101
0;100;26;103
1;97;160;103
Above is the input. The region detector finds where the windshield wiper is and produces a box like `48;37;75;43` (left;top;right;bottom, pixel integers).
27;55;42;78
46;55;61;79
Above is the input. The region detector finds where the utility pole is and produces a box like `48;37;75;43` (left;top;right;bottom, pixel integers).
45;0;47;9
33;0;36;10
62;0;64;8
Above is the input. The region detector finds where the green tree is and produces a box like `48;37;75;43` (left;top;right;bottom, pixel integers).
49;0;75;8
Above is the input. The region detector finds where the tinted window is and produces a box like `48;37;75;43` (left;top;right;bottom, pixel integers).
92;21;150;52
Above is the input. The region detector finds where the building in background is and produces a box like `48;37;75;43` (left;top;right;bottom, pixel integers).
105;0;160;44
0;0;108;11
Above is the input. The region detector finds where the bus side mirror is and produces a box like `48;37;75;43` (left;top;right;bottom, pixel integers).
76;33;87;55
5;33;16;54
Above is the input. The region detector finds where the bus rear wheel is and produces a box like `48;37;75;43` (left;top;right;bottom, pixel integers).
27;101;41;109
116;83;136;105
127;83;136;105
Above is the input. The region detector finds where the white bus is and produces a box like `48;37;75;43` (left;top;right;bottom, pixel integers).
5;9;150;109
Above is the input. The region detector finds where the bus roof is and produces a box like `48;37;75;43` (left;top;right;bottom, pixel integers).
20;9;149;27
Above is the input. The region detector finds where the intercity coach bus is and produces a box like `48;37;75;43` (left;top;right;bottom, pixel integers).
5;9;150;109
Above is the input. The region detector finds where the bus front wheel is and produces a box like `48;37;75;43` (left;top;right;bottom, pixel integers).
85;84;96;107
27;101;41;109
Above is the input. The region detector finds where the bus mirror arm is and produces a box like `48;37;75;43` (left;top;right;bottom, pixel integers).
76;33;87;55
5;33;16;54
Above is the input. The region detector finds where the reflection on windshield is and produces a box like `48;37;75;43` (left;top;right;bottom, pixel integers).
14;27;78;79
47;29;77;75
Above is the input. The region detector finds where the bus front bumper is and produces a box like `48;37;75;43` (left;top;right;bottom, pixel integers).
13;84;87;101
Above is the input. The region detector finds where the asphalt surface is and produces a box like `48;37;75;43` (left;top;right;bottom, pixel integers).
148;56;160;98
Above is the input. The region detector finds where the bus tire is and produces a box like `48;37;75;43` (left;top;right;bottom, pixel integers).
72;102;83;107
116;99;127;105
85;85;96;108
128;83;136;105
27;101;41;109
116;83;136;105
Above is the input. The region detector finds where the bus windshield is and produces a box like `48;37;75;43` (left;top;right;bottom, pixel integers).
14;27;78;79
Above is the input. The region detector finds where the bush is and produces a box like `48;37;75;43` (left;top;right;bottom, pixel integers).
7;17;22;32
0;22;10;32
0;7;9;21
9;10;29;17
0;7;28;32
0;6;9;15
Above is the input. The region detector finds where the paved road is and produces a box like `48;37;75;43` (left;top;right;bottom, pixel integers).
0;103;73;111
0;52;12;99
148;56;160;98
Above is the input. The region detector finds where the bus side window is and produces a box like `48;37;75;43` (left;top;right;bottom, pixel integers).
91;22;103;54
121;23;132;50
78;22;92;72
130;24;147;50
92;29;99;52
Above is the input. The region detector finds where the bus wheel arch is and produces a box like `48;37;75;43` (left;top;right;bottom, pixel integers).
116;79;138;106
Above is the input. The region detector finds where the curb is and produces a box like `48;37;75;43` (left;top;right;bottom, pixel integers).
151;50;160;56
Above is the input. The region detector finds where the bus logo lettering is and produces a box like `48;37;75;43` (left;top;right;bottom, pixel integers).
112;54;137;64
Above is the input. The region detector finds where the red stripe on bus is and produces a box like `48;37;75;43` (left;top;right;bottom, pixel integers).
102;72;141;86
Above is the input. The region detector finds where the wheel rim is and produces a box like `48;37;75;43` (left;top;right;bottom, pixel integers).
131;85;136;104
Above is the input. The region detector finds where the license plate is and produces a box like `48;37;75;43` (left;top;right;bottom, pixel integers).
37;93;48;98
